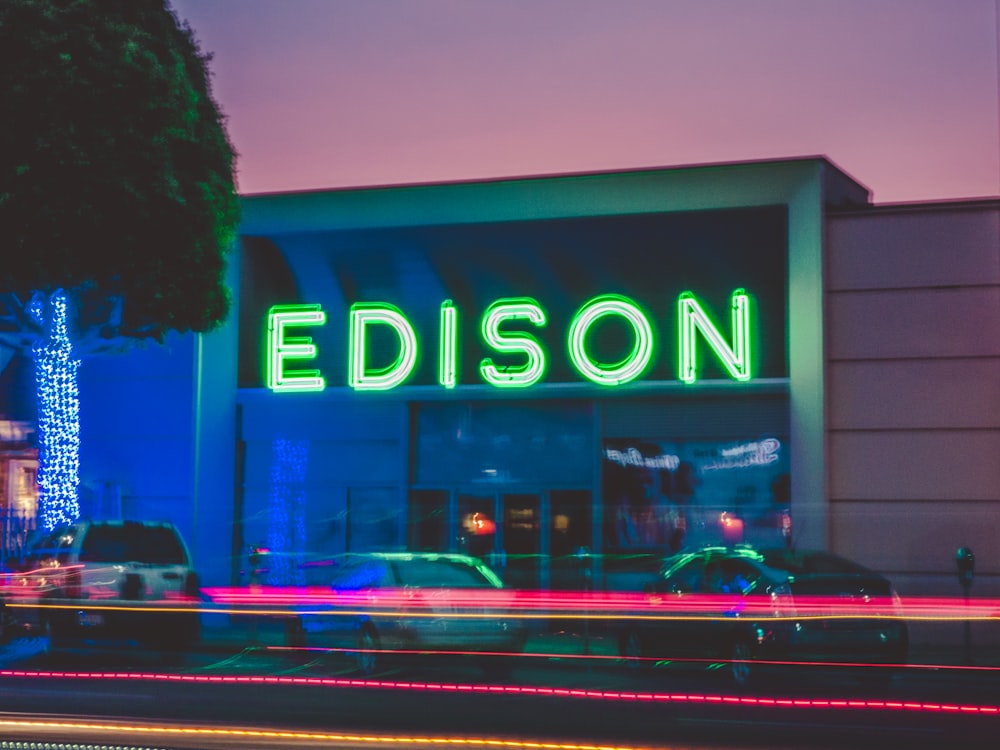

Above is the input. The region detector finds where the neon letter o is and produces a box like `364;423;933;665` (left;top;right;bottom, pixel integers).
568;295;654;386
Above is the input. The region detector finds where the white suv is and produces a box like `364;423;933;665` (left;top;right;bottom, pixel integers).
20;520;201;650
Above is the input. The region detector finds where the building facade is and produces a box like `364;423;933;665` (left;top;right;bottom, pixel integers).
23;157;993;610
227;157;847;592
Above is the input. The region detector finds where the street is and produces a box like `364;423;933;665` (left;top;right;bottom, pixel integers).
0;629;997;750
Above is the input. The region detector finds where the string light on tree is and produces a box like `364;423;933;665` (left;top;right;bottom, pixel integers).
30;290;81;530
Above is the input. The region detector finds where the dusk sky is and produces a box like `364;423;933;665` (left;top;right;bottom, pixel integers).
168;0;1000;204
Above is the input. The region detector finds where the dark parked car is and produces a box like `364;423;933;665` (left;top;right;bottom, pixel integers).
618;545;908;686
289;552;529;676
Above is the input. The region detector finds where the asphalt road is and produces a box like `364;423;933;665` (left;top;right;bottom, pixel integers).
0;635;997;750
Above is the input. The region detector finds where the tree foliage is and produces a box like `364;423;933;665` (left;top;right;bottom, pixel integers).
0;0;239;348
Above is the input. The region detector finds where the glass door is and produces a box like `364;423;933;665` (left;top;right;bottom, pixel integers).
408;490;448;551
501;493;541;589
457;493;497;562
455;491;543;588
549;490;592;589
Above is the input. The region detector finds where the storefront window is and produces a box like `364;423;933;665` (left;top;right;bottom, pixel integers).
413;401;591;486
347;487;403;553
408;489;448;551
603;437;789;556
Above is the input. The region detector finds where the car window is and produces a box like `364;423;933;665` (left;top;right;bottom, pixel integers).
761;550;870;576
706;559;761;594
390;558;497;588
24;532;55;569
326;558;390;589
298;560;340;587
25;528;75;568
79;524;187;565
662;559;705;593
138;526;188;564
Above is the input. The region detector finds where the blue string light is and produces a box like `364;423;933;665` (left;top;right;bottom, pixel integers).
31;291;81;530
267;436;309;586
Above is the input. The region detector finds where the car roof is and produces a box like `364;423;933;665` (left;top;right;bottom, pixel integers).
664;545;767;567
757;548;881;577
660;545;789;583
298;552;504;588
660;546;893;590
38;519;180;535
301;551;488;567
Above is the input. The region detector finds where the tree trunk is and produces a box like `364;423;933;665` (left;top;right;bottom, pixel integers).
30;290;81;530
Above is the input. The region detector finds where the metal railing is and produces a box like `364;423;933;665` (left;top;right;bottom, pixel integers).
0;507;35;571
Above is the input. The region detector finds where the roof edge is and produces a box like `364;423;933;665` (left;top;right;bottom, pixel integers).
828;196;1000;215
240;154;867;200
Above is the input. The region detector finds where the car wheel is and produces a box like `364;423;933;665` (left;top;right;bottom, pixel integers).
620;629;647;671
481;630;528;680
284;617;307;648
41;609;66;652
481;654;514;680
730;639;753;688
355;625;380;676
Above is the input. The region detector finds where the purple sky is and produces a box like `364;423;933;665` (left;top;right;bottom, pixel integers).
169;0;1000;203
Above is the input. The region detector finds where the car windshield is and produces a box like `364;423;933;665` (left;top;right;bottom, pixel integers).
390;558;499;588
23;529;72;568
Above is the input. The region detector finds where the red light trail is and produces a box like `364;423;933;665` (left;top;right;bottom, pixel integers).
0;669;996;716
195;587;1000;618
10;586;987;623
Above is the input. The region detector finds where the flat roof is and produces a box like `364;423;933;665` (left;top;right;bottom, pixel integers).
239;155;870;236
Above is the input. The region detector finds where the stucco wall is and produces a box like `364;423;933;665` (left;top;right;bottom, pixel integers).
826;203;1000;605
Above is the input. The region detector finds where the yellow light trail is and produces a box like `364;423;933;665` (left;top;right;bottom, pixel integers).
8;601;1000;623
0;717;659;750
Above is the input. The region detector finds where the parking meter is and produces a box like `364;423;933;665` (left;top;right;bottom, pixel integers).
956;547;975;591
956;546;975;664
248;545;270;585
575;545;593;660
574;545;592;591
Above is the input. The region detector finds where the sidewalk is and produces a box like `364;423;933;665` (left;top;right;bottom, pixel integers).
197;613;1000;668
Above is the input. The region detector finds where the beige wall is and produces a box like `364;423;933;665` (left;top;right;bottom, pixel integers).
825;203;1000;602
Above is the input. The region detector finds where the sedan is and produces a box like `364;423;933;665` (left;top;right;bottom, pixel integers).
618;545;907;687
289;552;529;676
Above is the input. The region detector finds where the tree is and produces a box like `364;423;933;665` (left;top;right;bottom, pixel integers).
0;0;239;530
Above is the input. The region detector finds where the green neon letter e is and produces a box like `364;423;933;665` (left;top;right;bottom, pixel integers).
266;304;327;392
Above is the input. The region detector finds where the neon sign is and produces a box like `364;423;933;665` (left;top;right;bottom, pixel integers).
265;290;753;393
